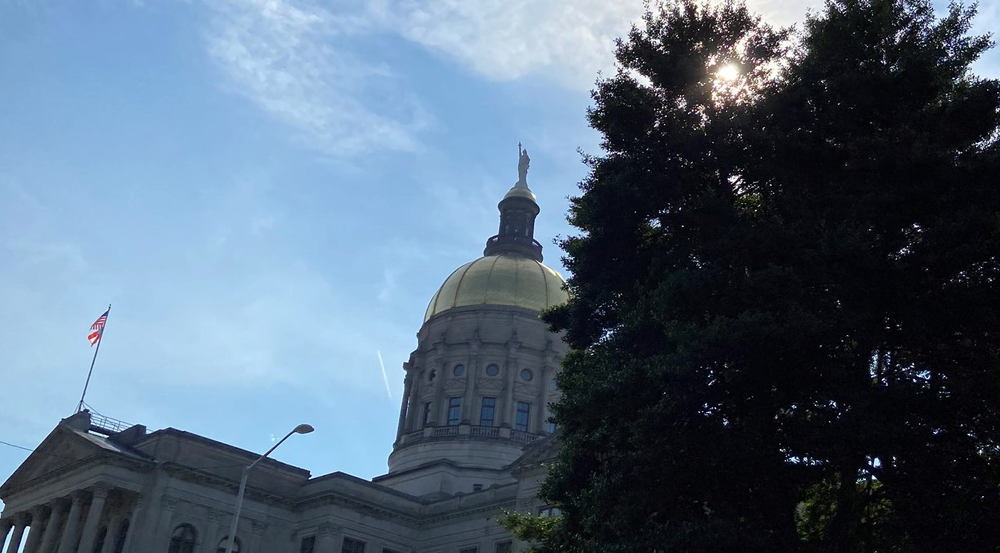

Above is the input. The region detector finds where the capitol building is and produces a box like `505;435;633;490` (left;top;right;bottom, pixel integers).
0;160;568;553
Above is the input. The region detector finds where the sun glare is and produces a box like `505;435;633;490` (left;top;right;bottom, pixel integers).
716;63;740;82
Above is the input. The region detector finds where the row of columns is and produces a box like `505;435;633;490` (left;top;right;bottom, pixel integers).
398;341;559;436
0;484;138;553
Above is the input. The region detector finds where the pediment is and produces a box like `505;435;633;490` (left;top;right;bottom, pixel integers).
0;425;105;497
508;431;561;475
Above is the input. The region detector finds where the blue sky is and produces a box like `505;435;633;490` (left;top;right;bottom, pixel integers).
1;0;998;509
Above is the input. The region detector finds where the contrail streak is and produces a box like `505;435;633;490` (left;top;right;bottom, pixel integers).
377;350;392;399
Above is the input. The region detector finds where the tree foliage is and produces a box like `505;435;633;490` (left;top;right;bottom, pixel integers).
542;0;1000;551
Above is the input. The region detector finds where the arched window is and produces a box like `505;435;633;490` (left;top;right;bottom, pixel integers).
168;524;197;553
217;536;241;553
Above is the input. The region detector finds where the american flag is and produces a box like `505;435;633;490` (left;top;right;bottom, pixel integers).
87;308;109;346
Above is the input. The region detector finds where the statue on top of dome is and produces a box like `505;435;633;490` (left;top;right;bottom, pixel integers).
517;141;531;185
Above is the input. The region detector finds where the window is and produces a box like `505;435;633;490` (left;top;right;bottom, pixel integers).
217;537;241;553
485;364;500;377
479;397;496;426
342;537;366;553
453;364;465;376
549;379;558;391
383;549;403;553
545;410;557;434
423;402;432;427
427;369;436;382
300;536;316;553
494;542;512;553
515;402;530;432
447;397;462;426
539;505;562;517
460;548;479;553
473;483;483;492
168;524;197;553
520;369;533;381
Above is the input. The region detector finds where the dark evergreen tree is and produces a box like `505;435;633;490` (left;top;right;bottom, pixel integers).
541;1;1000;552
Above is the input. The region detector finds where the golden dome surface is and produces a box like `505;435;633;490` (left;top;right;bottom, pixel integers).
424;254;568;321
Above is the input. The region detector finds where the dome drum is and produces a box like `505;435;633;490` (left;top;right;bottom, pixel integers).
389;156;568;477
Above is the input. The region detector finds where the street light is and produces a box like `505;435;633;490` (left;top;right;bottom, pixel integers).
224;423;314;553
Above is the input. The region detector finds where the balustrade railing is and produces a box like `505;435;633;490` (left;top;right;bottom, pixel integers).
470;426;500;438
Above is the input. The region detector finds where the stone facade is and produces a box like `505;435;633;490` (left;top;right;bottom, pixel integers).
0;174;564;553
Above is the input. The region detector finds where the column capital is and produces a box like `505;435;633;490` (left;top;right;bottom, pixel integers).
91;483;112;500
28;504;48;523
71;489;89;504
160;495;179;511
11;511;30;526
250;519;267;536
207;508;225;524
0;517;14;532
316;523;339;537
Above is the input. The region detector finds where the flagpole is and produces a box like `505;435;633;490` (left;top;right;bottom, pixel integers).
77;304;111;414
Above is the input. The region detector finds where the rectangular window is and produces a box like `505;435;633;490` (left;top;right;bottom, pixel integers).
459;548;479;553
545;410;556;434
382;549;403;553
300;537;316;553
342;538;366;553
515;401;531;432
494;542;512;553
448;397;462;426
423;402;432;427
538;505;562;517
480;397;496;426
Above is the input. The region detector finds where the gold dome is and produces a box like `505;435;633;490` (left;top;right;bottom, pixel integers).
424;255;568;321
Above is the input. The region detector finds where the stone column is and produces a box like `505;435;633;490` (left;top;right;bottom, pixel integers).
314;523;337;553
461;343;479;423
23;505;48;553
57;492;86;553
248;519;267;553
534;364;551;434
119;497;144;553
502;346;519;427
99;507;125;553
38;499;67;553
0;519;13;552
396;370;413;438
198;509;223;553
6;513;28;553
431;350;446;425
154;496;178;547
78;485;110;553
405;364;421;430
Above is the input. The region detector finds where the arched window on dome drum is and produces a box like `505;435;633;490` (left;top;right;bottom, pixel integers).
168;524;197;553
217;536;241;553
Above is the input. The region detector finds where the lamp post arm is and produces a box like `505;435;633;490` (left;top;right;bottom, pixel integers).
249;428;297;471
224;467;249;553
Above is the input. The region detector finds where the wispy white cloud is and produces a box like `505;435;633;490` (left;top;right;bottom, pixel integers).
204;0;431;157
388;0;635;89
